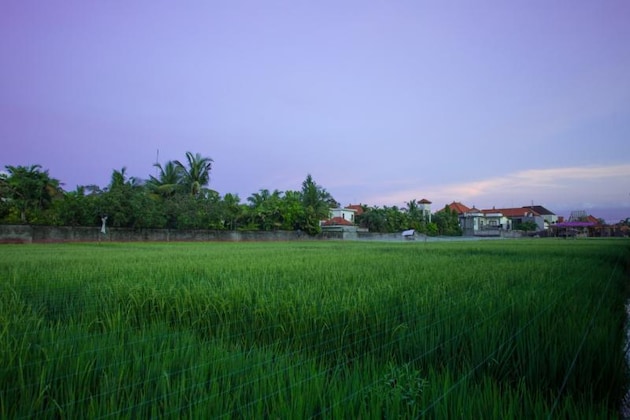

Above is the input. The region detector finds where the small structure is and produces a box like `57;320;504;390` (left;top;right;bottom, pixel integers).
402;229;416;240
552;221;595;238
419;199;432;223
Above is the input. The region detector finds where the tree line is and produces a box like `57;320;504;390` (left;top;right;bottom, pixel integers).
0;152;462;236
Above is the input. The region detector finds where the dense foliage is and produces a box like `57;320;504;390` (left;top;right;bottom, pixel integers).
0;156;466;235
1;240;628;418
0;156;343;235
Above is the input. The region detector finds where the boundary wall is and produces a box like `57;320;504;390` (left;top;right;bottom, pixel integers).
0;225;345;243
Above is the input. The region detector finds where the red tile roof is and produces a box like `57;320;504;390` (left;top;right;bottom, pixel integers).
481;207;541;217
419;198;432;204
441;202;471;214
322;217;355;226
586;215;600;224
345;204;364;216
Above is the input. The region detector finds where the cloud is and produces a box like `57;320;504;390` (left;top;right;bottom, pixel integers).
368;164;630;211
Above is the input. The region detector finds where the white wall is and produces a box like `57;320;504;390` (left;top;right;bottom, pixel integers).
329;208;356;222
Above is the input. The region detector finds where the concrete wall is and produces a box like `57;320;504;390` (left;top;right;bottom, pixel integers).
2;225;525;243
0;225;33;243
357;231;409;241
0;225;312;243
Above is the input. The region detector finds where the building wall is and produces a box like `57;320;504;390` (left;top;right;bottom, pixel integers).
329;208;356;222
419;203;432;223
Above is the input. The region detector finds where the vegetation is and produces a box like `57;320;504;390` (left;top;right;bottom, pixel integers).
0;239;628;418
432;205;462;236
2;157;624;236
0;157;345;235
0;156;464;236
0;164;62;223
514;220;538;232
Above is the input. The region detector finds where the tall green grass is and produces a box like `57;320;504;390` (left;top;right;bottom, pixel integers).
1;239;628;418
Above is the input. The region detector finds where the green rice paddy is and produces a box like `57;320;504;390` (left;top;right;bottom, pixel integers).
1;239;629;418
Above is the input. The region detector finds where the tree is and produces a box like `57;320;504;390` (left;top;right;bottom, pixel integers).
514;220;538;231
432;206;462;236
98;167;146;227
174;152;213;196
246;189;284;231
299;174;335;235
220;193;243;230
354;205;411;233
278;190;305;231
148;161;183;197
405;199;428;233
0;164;62;223
357;206;388;232
55;186;98;226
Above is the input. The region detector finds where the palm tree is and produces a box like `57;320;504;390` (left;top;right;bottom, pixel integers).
247;189;283;230
174;152;213;196
108;167;128;191
148;161;183;197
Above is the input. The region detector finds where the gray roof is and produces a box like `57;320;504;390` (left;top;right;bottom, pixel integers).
524;205;555;215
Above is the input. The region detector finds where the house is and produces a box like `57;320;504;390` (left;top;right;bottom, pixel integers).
585;215;600;225
523;205;558;228
321;206;361;239
329;206;357;224
344;204;364;217
443;201;471;215
482;207;546;232
321;217;355;227
441;201;556;236
459;207;486;236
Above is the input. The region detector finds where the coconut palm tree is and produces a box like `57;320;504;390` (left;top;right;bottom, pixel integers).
108;167;128;191
148;161;183;197
247;189;283;230
174;152;213;196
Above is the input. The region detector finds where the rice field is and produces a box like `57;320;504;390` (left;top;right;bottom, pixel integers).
1;238;629;418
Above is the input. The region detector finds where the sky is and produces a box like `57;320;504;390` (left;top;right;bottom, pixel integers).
1;1;629;223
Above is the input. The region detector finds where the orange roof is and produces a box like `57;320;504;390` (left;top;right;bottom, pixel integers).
345;204;364;216
442;202;471;214
481;207;540;217
322;217;355;226
586;215;600;224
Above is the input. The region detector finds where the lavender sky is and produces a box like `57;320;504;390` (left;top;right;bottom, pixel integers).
1;1;629;223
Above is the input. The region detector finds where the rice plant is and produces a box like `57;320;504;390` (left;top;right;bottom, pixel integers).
0;239;628;418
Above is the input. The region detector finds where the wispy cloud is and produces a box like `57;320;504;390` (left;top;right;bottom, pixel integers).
368;164;630;212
